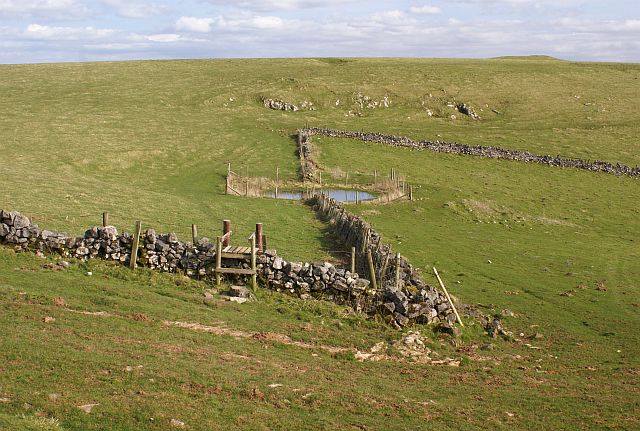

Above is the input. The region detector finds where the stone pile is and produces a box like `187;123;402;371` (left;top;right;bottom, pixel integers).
302;127;640;178
307;195;459;326
263;98;299;112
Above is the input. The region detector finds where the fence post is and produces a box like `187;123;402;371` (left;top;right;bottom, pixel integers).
409;186;414;201
250;235;257;289
129;221;142;270
102;212;108;227
395;252;401;290
223;220;231;247
216;236;222;286
351;247;356;274
374;169;378;185
192;224;198;244
255;223;263;251
367;249;378;292
433;267;464;327
276;167;280;198
319;171;322;187
355;190;359;204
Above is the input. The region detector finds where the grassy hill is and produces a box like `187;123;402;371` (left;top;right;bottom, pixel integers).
1;58;639;429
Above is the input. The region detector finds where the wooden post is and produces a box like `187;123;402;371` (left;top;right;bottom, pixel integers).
227;162;231;175
223;220;231;247
402;182;405;194
355;190;359;204
395;252;401;289
276;167;279;198
102;212;108;227
129;221;142;270
215;236;222;286
351;247;356;274
255;223;263;252
366;249;378;291
409;186;414;201
319;172;322;187
250;235;257;289
374;169;378;185
433;267;464;327
380;250;390;282
192;224;198;244
245;180;249;197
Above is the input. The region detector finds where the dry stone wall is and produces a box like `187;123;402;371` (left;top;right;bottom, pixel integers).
297;131;317;181
306;195;457;327
1;208;460;327
302;127;640;177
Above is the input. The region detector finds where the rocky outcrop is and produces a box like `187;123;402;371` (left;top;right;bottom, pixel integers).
302;127;640;178
263;98;298;112
456;103;480;120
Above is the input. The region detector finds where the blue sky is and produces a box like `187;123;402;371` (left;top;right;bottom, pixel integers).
0;0;638;64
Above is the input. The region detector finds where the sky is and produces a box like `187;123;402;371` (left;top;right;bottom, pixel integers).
0;0;639;64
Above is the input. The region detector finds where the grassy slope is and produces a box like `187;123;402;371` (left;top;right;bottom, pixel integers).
1;58;639;429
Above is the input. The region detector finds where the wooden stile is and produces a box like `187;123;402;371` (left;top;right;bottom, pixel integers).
223;220;231;247
255;223;263;251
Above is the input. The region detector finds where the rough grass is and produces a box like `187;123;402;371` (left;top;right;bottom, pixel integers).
1;57;639;429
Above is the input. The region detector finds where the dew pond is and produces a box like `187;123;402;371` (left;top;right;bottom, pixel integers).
264;188;376;203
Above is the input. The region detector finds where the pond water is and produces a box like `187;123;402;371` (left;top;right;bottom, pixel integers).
264;188;376;203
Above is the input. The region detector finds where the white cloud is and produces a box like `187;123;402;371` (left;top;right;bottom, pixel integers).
100;0;167;18
25;23;114;40
410;5;441;15
0;0;89;18
250;16;284;29
147;33;180;42
202;0;357;11
176;16;214;33
371;10;409;24
202;14;290;32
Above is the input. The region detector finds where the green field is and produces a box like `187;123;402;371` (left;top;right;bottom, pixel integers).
1;58;639;430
